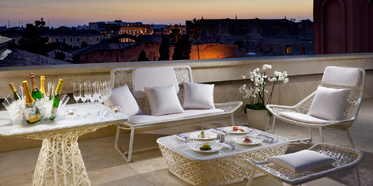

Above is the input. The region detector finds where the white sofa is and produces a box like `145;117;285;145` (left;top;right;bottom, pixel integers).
110;65;242;162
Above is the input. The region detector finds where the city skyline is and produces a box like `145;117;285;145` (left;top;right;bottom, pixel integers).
0;0;313;28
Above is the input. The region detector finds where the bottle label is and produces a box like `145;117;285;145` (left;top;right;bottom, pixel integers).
28;113;40;123
50;107;58;120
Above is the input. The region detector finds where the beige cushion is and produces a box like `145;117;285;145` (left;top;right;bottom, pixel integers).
128;109;224;125
268;150;335;173
132;66;179;99
107;85;143;117
308;86;349;121
183;82;215;109
279;112;333;124
322;66;361;87
144;84;184;116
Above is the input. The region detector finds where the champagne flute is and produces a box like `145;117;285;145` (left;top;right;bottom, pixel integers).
73;83;81;106
81;82;89;116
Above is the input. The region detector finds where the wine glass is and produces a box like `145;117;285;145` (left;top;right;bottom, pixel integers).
73;83;81;106
81;82;89;116
91;82;98;117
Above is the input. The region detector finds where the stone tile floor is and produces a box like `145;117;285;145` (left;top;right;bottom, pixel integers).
0;99;372;186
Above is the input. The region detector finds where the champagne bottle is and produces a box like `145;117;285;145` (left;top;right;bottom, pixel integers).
48;82;54;100
50;79;64;120
9;83;22;101
30;73;44;100
40;75;46;97
22;81;41;124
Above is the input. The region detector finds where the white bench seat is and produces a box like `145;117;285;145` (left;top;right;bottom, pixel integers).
128;109;224;125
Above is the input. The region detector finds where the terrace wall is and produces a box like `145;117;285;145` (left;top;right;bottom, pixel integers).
0;53;372;152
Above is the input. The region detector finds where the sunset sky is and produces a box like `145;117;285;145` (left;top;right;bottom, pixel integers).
0;0;313;28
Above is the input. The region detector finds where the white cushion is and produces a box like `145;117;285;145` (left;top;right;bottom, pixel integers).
128;109;224;125
322;66;361;87
308;86;349;121
107;85;143;117
268;150;335;173
144;84;184;116
183;82;215;109
132;66;179;98
279;112;334;124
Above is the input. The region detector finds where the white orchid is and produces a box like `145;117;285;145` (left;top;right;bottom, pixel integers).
240;64;289;110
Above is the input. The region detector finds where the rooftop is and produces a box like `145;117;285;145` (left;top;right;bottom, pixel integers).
0;98;372;186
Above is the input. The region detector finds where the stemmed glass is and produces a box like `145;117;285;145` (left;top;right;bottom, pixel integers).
96;82;104;118
81;82;90;117
90;82;98;117
73;83;81;106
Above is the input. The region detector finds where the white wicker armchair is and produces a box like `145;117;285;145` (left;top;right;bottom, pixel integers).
266;66;365;148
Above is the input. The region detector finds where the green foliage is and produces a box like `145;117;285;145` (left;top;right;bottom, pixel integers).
54;51;66;60
158;36;170;61
172;34;191;60
18;18;49;55
138;50;149;61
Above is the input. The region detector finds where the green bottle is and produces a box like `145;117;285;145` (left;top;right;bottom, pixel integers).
9;83;22;101
50;79;64;120
30;73;44;100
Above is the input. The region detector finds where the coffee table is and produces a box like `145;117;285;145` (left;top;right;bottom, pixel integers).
157;128;289;186
0;104;128;186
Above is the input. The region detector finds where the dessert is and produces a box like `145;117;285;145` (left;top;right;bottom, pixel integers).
233;126;238;131
243;137;252;143
201;131;205;138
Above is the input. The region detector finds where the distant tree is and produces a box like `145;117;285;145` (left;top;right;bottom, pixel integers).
54;51;66;60
189;18;203;59
170;28;180;44
138;50;149;61
158;36;170;61
180;34;191;59
18;18;49;55
172;34;191;60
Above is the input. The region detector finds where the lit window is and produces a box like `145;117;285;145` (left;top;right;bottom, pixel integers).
301;47;305;55
286;45;291;53
90;38;92;41
111;31;113;33
83;38;86;42
49;38;51;42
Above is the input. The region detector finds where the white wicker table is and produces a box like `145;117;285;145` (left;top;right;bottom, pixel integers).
157;129;290;186
0;104;128;186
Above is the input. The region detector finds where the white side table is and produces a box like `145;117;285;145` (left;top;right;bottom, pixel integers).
0;104;128;186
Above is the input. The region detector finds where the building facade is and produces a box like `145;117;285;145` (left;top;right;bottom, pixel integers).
314;0;373;54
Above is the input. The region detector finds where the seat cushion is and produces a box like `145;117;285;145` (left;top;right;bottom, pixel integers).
279;112;334;124
308;86;349;121
268;150;335;173
132;66;179;99
128;109;224;125
107;85;143;117
183;82;215;109
144;84;184;116
322;66;361;87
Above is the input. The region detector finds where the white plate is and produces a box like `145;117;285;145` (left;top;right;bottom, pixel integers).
223;126;251;134
234;136;263;146
188;143;222;153
189;131;217;140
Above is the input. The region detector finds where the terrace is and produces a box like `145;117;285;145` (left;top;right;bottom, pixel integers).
0;53;372;185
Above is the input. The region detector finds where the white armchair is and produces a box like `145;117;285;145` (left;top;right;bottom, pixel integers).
266;66;365;148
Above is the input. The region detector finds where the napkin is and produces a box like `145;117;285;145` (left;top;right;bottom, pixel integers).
175;134;189;142
218;141;235;151
211;128;228;136
256;134;274;143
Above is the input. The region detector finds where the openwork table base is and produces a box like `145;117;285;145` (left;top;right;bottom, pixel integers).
158;143;288;186
22;124;109;186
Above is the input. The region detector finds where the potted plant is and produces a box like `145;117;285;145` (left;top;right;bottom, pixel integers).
239;64;289;130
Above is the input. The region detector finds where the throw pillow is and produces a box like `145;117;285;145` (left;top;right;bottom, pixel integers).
268;150;335;173
144;84;184;116
308;86;349;121
107;84;143;117
183;82;215;109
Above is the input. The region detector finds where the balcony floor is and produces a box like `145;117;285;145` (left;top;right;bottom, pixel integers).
1;99;373;186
